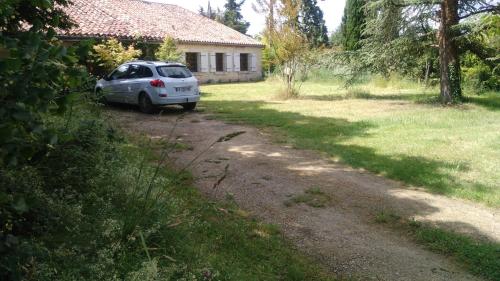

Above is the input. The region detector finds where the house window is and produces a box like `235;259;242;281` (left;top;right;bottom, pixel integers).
240;53;249;71
216;53;224;72
185;52;199;72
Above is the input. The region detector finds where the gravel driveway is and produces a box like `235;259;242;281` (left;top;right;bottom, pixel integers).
111;107;498;281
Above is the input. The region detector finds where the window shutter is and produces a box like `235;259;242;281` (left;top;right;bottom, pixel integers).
226;53;233;72
234;53;240;72
209;53;216;72
200;52;209;72
250;54;257;72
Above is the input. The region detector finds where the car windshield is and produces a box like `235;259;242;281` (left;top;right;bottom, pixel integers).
156;66;193;78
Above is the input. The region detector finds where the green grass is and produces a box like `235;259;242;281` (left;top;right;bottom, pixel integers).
200;80;500;206
373;212;500;281
410;223;500;281
285;187;332;208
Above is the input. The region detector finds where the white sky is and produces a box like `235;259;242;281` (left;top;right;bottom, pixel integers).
148;0;346;36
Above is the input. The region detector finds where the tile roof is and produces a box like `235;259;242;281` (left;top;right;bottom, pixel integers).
58;0;263;47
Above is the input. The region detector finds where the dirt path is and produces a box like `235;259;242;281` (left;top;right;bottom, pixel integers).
111;107;499;281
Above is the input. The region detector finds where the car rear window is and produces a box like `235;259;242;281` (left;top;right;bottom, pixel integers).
156;66;193;78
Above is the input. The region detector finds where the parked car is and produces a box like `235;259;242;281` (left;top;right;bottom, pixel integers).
95;61;200;113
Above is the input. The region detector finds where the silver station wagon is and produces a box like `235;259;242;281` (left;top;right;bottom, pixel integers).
95;61;200;113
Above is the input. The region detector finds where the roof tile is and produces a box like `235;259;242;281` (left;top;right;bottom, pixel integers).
58;0;263;47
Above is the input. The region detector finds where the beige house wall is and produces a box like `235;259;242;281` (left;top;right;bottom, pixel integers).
176;43;263;84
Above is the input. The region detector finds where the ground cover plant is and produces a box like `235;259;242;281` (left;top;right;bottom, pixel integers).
200;79;500;207
0;99;336;281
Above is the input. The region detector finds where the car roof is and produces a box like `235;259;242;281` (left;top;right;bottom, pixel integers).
124;60;185;67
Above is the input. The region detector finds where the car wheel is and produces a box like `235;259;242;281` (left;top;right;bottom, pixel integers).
182;102;197;111
139;93;156;114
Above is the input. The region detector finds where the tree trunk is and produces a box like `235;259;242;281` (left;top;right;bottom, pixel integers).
438;0;462;104
424;59;430;87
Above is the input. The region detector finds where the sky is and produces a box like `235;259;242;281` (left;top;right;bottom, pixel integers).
149;0;346;36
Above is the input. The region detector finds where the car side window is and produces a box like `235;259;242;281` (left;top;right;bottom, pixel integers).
140;66;153;78
127;64;141;79
110;65;130;80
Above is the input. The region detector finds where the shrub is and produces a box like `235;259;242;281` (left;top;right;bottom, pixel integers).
154;37;183;62
91;38;142;76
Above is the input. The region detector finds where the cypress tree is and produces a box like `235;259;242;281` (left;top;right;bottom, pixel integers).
223;0;250;34
299;0;329;47
340;0;366;50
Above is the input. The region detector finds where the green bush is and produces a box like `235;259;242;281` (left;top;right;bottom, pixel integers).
463;63;500;94
154;37;183;62
91;38;142;76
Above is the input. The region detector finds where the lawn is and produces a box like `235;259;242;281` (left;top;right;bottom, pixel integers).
200;79;500;207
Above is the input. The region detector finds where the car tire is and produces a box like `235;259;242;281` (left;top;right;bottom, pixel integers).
139;93;156;114
182;102;197;111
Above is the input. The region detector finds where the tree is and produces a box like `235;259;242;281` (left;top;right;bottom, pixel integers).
222;0;250;34
364;0;499;103
339;0;366;50
253;0;279;73
92;38;142;74
155;37;183;62
299;0;329;47
0;0;90;166
270;0;308;97
199;1;224;22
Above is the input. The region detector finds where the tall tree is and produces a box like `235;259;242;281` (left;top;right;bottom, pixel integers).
222;0;250;34
364;0;499;103
199;1;224;22
299;0;329;47
253;0;279;74
339;0;366;50
271;0;307;97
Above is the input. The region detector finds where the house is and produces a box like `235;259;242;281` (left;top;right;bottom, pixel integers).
58;0;264;83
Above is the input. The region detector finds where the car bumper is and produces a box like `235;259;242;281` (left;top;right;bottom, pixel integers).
153;96;200;105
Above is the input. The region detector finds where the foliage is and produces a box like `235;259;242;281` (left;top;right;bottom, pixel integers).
222;0;250;34
0;0;90;167
199;1;224;22
154;37;183;62
299;0;329;47
333;0;499;103
91;38;142;75
339;0;366;50
269;0;308;98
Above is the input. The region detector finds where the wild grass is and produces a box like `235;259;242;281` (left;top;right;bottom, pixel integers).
200;79;500;207
2;100;336;280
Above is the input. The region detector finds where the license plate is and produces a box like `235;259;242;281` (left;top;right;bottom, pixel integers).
175;86;191;92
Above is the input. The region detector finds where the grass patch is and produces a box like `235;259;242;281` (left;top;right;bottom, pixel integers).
371;211;500;281
285;187;332;208
409;221;500;281
374;210;402;224
200;80;500;206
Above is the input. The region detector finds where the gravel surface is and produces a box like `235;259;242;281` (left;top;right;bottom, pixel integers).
111;107;498;281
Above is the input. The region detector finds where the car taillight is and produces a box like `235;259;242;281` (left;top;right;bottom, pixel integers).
150;79;165;88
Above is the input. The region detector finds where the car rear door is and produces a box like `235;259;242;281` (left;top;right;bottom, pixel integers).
123;65;154;104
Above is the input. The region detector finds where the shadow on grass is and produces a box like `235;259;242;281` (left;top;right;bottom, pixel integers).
201;98;492;200
298;92;439;104
464;94;500;111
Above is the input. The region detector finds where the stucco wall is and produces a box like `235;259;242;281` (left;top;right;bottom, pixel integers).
176;43;263;84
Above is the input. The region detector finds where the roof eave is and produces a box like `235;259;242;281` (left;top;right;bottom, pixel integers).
57;35;265;48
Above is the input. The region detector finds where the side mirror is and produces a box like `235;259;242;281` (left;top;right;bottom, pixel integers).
104;74;112;81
